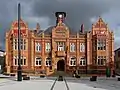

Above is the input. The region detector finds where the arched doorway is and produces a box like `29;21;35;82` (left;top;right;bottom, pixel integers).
57;60;65;71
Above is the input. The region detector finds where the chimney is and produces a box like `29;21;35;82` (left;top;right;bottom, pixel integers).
81;24;84;33
36;23;40;30
55;12;66;25
36;23;40;32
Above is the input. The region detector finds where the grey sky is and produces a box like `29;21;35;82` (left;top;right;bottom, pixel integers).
0;0;120;50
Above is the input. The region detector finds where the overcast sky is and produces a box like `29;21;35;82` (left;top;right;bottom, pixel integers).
0;0;120;50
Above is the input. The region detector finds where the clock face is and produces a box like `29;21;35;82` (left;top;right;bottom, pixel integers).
59;14;63;18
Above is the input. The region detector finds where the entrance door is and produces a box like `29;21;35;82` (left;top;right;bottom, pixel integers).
57;60;65;71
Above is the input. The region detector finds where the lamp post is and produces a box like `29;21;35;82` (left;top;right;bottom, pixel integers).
17;3;22;81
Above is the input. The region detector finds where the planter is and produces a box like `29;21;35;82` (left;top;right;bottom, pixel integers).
118;78;120;81
90;76;97;81
40;75;45;78
10;74;15;76
75;75;80;78
58;75;63;81
23;76;30;80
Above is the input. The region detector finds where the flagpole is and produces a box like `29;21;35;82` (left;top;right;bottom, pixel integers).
17;3;22;81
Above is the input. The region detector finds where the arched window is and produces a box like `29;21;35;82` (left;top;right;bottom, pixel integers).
70;43;75;52
45;57;51;66
80;57;86;66
35;43;41;52
45;43;51;52
80;43;85;52
35;57;42;66
69;57;76;66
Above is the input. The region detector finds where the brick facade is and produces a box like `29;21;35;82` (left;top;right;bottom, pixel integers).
5;13;114;75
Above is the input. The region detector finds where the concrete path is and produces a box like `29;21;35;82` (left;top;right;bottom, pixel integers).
0;75;120;90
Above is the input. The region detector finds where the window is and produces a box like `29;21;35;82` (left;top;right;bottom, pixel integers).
20;39;26;50
13;39;17;50
70;43;75;52
13;38;26;50
45;43;51;52
35;57;42;66
45;58;51;66
35;43;41;52
80;43;85;52
13;56;26;66
69;57;76;66
97;56;106;65
23;39;26;50
57;42;65;51
97;39;106;50
14;56;17;65
80;57;86;65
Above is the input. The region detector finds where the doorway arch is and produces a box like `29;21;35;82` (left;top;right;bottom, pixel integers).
57;60;65;71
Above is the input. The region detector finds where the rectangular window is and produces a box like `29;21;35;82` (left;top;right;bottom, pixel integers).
21;58;23;65
15;58;17;65
57;42;65;51
35;43;41;52
80;57;86;66
45;43;51;52
14;39;17;50
24;59;26;65
45;58;51;66
14;56;26;66
69;57;76;66
97;56;106;65
97;39;106;50
35;57;42;66
23;39;26;50
80;43;85;52
70;43;75;52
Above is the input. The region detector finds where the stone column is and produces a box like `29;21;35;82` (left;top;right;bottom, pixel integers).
87;33;90;67
31;34;34;70
42;33;45;70
76;33;79;69
6;34;10;74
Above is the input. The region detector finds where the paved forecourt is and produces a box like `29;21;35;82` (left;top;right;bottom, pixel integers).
0;76;120;90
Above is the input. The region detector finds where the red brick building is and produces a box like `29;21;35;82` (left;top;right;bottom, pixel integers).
5;12;114;75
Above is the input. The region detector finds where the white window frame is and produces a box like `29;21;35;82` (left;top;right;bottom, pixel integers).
23;39;26;50
70;43;75;52
57;42;65;51
80;43;85;52
45;57;51;66
13;56;18;66
97;56;106;66
97;39;106;50
35;57;42;66
69;57;76;66
45;43;51;52
35;43;41;52
80;57;86;66
13;56;26;66
13;39;18;50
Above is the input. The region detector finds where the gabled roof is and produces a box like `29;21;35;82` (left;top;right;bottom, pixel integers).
114;48;120;52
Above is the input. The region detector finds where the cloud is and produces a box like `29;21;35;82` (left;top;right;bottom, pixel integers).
32;0;119;30
0;0;120;50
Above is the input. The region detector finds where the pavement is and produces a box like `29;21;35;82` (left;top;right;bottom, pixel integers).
0;74;120;90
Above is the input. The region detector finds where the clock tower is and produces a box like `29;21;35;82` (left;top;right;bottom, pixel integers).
55;12;66;25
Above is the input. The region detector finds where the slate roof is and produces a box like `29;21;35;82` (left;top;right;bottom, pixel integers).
32;25;89;36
